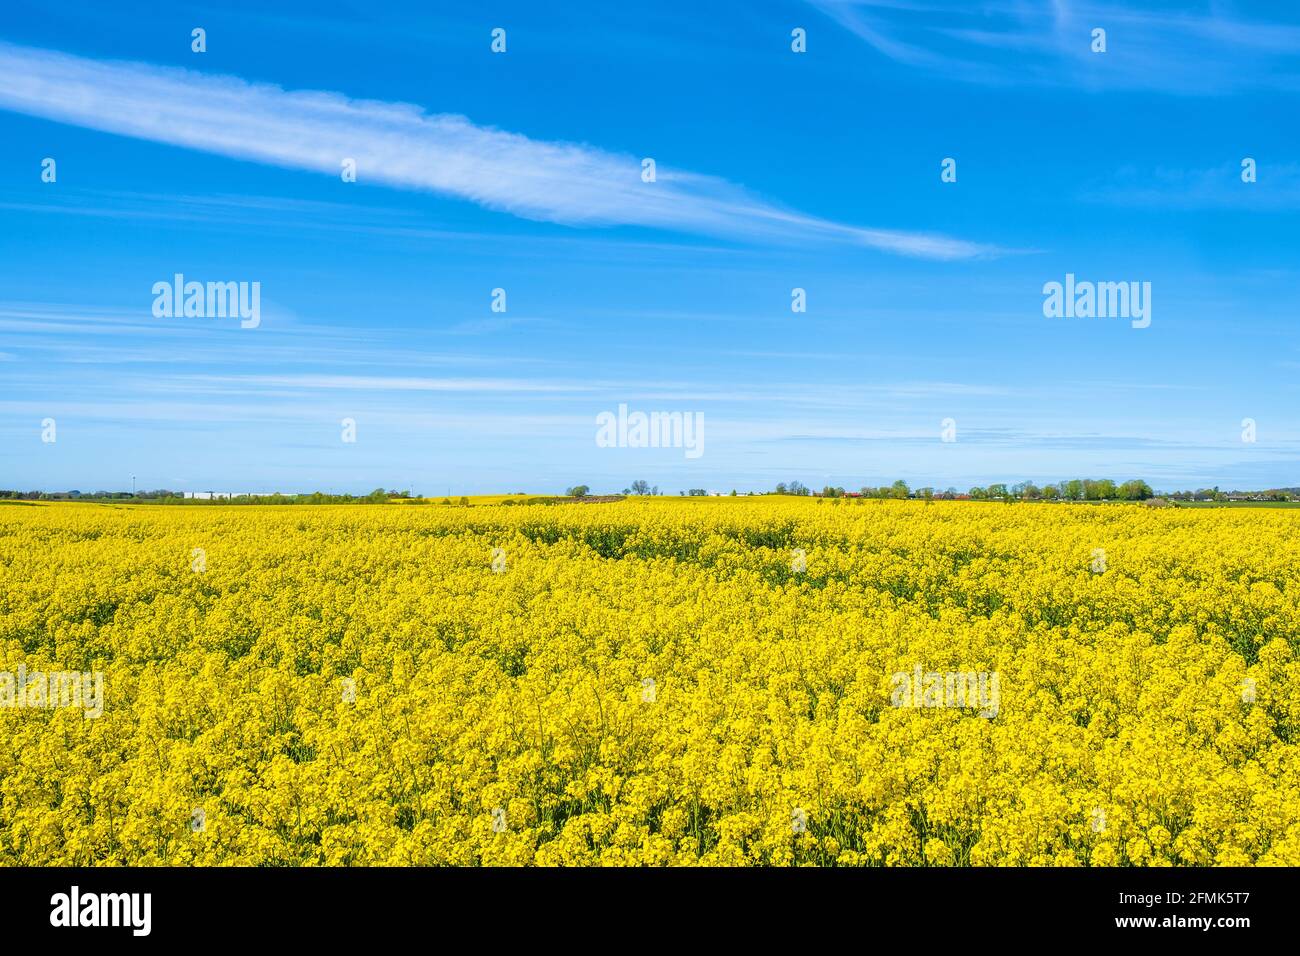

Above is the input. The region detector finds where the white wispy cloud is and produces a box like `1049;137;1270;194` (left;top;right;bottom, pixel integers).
1082;162;1300;209
809;0;1300;92
0;40;995;260
188;374;599;393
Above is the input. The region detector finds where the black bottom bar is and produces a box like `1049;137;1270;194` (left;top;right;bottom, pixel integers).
0;865;1286;942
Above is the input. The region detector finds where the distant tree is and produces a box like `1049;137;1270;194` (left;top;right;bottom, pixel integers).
566;485;590;498
986;483;1009;500
628;480;652;496
458;496;469;507
688;489;708;496
1118;479;1153;501
890;480;910;499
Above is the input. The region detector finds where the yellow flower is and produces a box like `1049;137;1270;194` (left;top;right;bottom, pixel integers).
1;497;1295;866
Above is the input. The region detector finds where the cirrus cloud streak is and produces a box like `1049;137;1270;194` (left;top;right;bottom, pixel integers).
0;40;995;260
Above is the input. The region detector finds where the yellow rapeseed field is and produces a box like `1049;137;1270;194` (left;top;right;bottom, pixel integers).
1;498;1297;866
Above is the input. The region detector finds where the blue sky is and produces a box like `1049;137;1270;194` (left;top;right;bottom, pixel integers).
2;0;1299;495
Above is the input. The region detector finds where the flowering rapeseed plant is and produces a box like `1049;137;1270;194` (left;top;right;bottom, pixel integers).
0;499;1296;866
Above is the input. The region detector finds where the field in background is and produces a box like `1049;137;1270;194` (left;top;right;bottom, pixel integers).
405;494;567;506
1172;501;1300;508
1;498;1297;865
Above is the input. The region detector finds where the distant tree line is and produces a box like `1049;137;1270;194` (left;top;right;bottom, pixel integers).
1162;487;1295;502
967;479;1154;501
10;480;1298;505
767;478;1168;502
0;488;412;504
774;481;813;496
